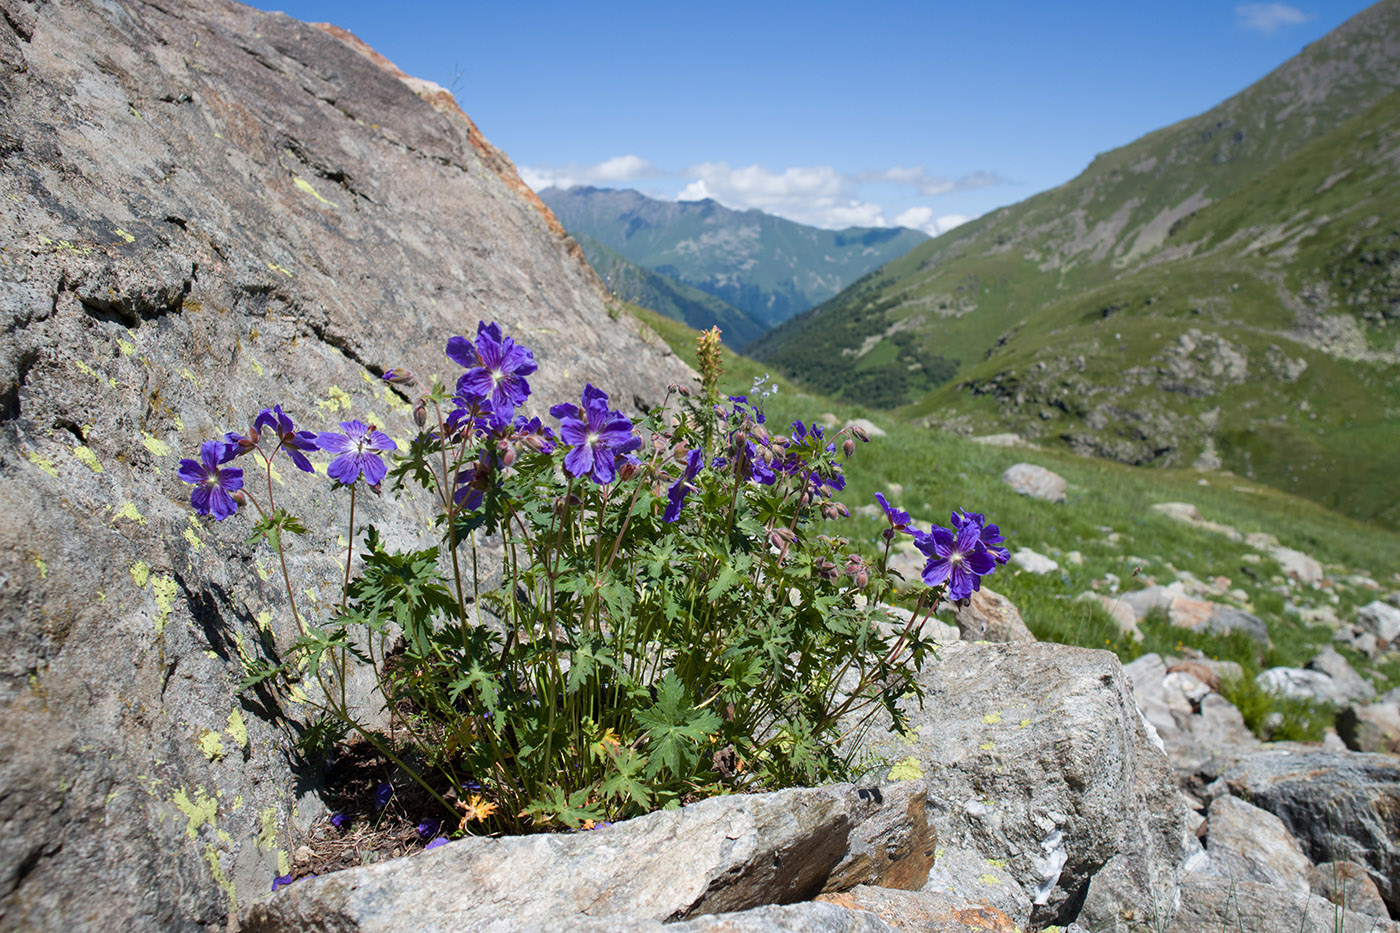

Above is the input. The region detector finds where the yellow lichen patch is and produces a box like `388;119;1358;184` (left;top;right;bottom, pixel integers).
26;452;58;477
255;609;273;631
114;228;135;244
985;858;1007;869
315;384;353;413
978;873;1002;886
130;561;150;588
232;795;244;810
203;844;237;914
32;554;48;579
173;786;218;838
288;684;309;705
197;730;226;761
74;360;99;379
117;337;136;356
267;261;293;278
183;526;204;551
256;807;279;850
226;709;248;749
141;431;172;457
180;367;198;385
1019;719;1031;729
982;712;1002;725
979;741;996;751
277;849;291;876
113;501;147;525
96;590;106;604
255;559;271;582
152;573;178;633
887;757;923;781
294;175;338;207
247;354;263;377
72;445;103;472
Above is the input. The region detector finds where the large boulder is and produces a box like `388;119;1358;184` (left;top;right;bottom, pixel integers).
1171;879;1399;932
1203;794;1312;891
1308;646;1376;704
854;642;1191;927
1255;667;1347;706
1223;749;1400;916
1336;701;1400;755
1122;654;1260;783
243;785;892;931
1358;600;1400;645
999;463;1066;503
952;588;1034;643
0;1;689;930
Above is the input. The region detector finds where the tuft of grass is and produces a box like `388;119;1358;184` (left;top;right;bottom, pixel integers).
1219;670;1336;743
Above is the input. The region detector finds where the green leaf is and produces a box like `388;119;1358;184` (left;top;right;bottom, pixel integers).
247;508;308;551
599;747;652;809
634;674;722;779
521;784;603;829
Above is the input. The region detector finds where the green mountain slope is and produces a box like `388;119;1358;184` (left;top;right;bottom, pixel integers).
575;235;766;346
540;186;928;329
752;0;1400;529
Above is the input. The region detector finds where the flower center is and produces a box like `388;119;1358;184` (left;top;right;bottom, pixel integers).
586;432;600;446
491;369;503;385
205;475;220;487
950;552;963;565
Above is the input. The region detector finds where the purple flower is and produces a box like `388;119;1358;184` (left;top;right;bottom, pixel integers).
416;818;441;838
913;519;996;600
663;449;705;523
178;440;244;520
447;322;537;420
374;782;393;810
550;384;642;485
253;405;320;473
511;415;557;454
271;874;295;892
424;836;448;850
329;811;348;829
874;493;910;530
951;509;1010;566
317;421;397;487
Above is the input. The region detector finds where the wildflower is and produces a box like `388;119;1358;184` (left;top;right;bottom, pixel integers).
913;518;996;601
253;405;320;473
447;322;537;420
329;811;348;829
381;368;415;385
271;874;296;892
874;493;910;531
550;384;641;485
317;421;397;487
416;818;441;839
178;440;244;520
374;782;393;810
511;415;557;454
424;836;448;850
663;449;704;523
458;794;497;828
951;509;1011;565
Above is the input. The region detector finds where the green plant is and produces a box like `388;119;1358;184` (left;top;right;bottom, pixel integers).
1219;668;1335;742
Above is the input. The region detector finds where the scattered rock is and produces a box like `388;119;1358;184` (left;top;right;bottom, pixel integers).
844;418;886;438
1223;749;1400;916
820;886;1021;933
1010;548;1059;574
1203;795;1312;891
1123;654;1260;782
1358;600;1400;644
1255;667;1347;706
999;464;1067;503
952;588;1035;643
1270;546;1325;584
1171;878;1398;933
970;433;1028;448
1149;502;1242;541
1307;646;1375;703
1336;702;1400;755
1311;860;1392;919
1075;593;1142;641
818;413;841;428
244;785;868;931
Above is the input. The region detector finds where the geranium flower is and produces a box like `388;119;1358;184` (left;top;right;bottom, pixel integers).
874;493;910;530
424;837;448;851
317;421;397;486
663;449;705;523
550;384;641;485
253;405;320;473
373;782;393;810
952;509;1010;565
178;440;243;520
447;322;537;420
914;518;996;600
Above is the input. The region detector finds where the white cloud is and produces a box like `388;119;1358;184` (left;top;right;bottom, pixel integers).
676;162;888;229
894;207;972;237
858;166;1004;196
520;154;664;191
1236;3;1309;34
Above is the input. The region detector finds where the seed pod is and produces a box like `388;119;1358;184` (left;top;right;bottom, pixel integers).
832;501;849;518
523;432;546;452
677;384;692;397
855;570;869;588
751;424;769;444
383;368;415;385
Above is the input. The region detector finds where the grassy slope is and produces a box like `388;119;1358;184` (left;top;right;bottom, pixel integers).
632;303;1400;698
749;1;1400;528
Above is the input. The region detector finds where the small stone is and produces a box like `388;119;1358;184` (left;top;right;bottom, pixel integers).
1357;600;1400;644
1011;548;1059;574
1000;463;1067;503
1306;646;1375;703
1204;795;1312;891
1310;860;1391;918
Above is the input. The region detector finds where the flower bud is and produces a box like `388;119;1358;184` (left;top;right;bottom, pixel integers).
523;432;546;452
500;446;516;468
850;426;870;442
618;459;640;481
832;501;849;518
842;438;856;457
382;368;415;385
412;400;428;428
713;405;727;419
230;489;247;506
672;442;690;463
751;424;769;444
367;482;383;496
855;570;868;588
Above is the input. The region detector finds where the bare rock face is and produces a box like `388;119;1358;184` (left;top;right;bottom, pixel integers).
1203;795;1312;891
853;642;1191;927
1171;879;1399;933
0;1;689;929
1312;860;1392;920
952;588;1034;643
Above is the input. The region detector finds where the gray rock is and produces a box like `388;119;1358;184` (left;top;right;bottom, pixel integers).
818;886;1022;933
0;1;690;929
918;845;1032;926
1010;548;1059;574
1311;860;1392;920
1206;605;1270;643
970;433;1027;448
853;642;1189;926
1075;592;1142;641
1223;749;1400;916
1255;667;1346;706
824;781;937;893
843;418;886;438
1000;463;1067;503
1150;502;1243;541
1123;654;1260;782
1077;853;1181;932
1270;546;1325;584
1204;795;1312;891
1358;600;1400;644
1171;879;1399;932
1307;646;1376;703
886;545;927;591
952;588;1035;643
243;785;862;931
539;901;903;933
1336;702;1400;755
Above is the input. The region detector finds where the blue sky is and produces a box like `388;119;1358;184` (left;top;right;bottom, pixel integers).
260;1;1373;235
